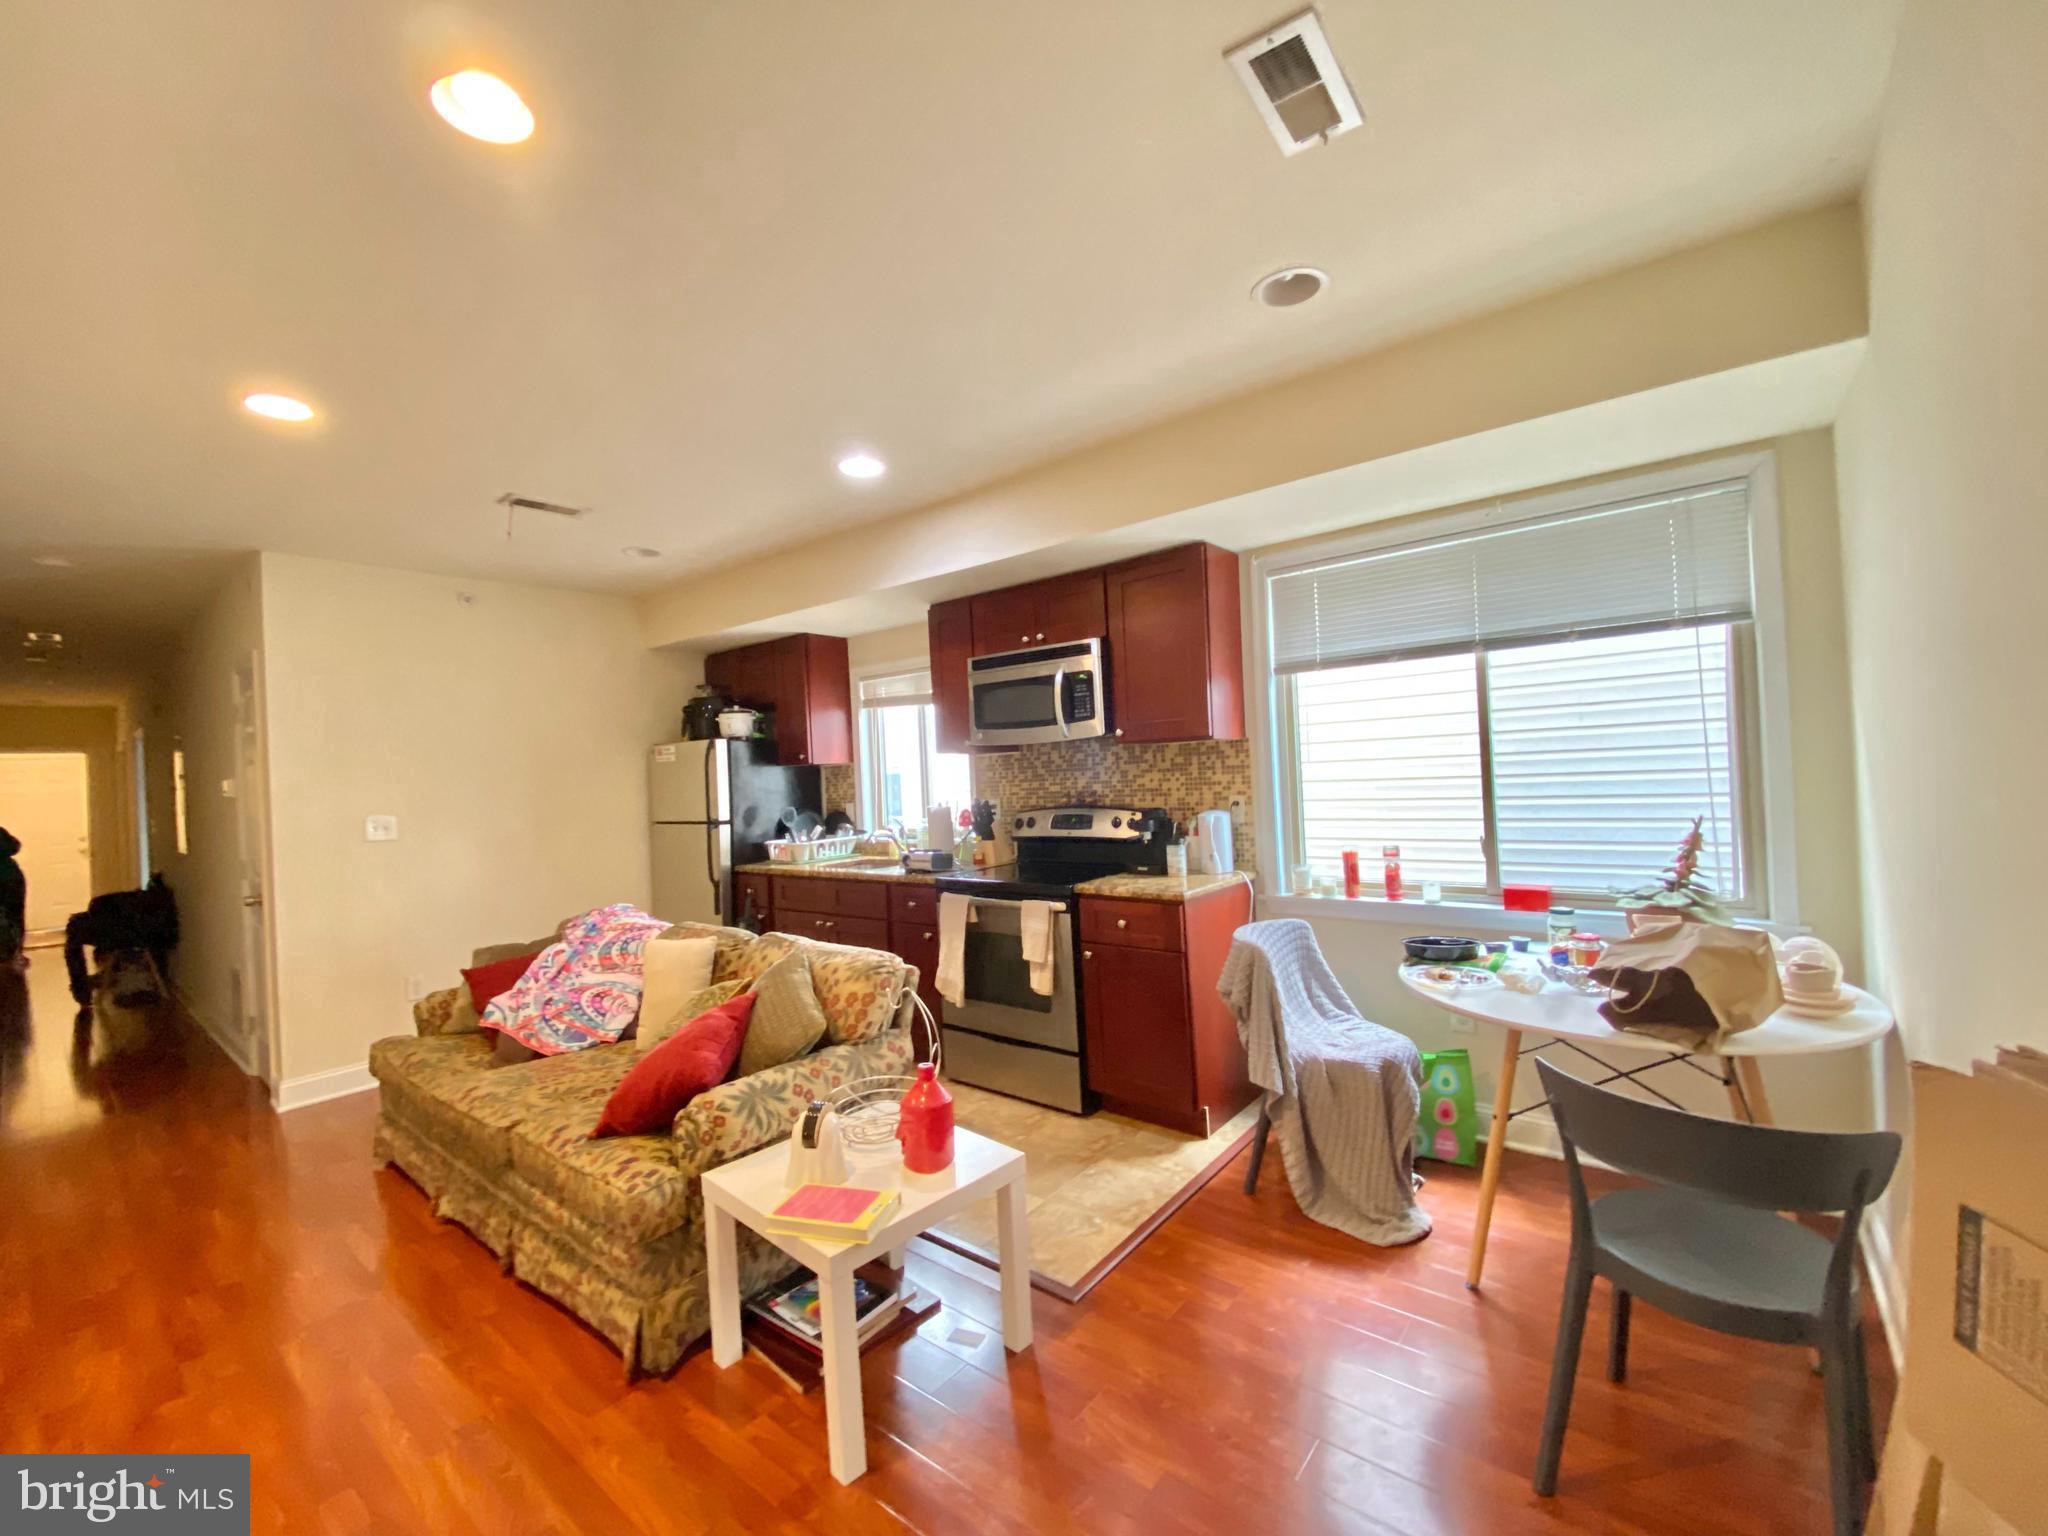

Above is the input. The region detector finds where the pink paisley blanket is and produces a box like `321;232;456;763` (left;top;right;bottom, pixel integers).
482;903;670;1055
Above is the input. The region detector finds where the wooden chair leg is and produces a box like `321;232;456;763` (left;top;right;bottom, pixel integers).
1242;1103;1271;1195
1819;1325;1862;1536
1533;1251;1594;1497
1847;1320;1877;1483
1606;1287;1632;1384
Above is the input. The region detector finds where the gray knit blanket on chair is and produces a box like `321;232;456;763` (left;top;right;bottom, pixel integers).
1217;919;1432;1246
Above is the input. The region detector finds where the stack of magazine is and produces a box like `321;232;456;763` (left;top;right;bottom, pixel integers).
742;1270;935;1392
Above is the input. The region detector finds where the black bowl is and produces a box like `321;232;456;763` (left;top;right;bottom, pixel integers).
1404;935;1483;963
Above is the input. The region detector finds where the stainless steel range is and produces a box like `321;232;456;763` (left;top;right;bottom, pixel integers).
936;805;1170;1114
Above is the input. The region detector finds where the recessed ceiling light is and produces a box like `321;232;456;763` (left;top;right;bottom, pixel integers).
430;70;535;144
243;392;316;422
1252;266;1329;307
30;554;73;568
837;452;887;481
622;546;661;560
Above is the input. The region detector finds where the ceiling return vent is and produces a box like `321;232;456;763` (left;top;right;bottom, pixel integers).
1225;9;1363;156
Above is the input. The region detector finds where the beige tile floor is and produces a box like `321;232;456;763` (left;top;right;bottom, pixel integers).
928;1083;1262;1289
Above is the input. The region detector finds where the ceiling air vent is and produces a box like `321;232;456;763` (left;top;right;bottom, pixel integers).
1225;9;1362;156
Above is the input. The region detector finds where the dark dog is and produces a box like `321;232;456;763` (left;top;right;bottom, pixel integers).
66;875;179;1009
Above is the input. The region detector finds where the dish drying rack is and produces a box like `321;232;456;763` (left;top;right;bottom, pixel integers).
765;833;860;864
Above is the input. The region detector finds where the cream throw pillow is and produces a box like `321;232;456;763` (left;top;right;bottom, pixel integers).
737;949;829;1077
636;935;717;1049
638;979;746;1053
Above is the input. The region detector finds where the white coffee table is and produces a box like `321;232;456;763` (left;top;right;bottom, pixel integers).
701;1127;1032;1484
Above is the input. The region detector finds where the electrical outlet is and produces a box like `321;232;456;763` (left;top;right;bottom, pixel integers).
406;975;427;1002
1228;796;1247;816
364;814;399;842
1447;1015;1474;1034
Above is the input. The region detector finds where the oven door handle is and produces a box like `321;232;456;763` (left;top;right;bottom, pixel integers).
966;897;1069;915
1052;667;1070;739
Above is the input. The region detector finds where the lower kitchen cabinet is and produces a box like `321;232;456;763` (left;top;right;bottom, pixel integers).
1078;885;1255;1136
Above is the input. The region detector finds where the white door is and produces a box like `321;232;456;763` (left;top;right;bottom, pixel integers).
0;750;94;934
233;660;273;1082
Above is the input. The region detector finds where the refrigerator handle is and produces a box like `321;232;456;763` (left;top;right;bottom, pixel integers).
705;822;722;918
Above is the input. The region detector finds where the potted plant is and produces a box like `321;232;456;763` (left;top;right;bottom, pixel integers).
1617;816;1729;928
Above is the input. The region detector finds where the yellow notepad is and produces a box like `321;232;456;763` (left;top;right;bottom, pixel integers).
763;1184;899;1241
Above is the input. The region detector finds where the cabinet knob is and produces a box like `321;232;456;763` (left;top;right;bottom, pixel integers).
1117;918;1128;929
1035;631;1045;641
1114;728;1124;738
1083;950;1093;960
1020;634;1030;643
923;931;933;941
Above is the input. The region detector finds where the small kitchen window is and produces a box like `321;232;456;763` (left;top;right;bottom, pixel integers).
1259;455;1791;917
857;669;972;834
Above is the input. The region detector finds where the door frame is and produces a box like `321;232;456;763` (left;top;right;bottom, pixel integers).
231;653;282;1091
0;748;95;938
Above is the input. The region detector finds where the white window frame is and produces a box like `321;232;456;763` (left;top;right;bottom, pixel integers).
852;657;967;835
1246;451;1799;935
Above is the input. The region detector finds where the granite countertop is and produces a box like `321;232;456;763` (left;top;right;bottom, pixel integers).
735;858;940;885
1071;871;1255;904
738;860;1254;904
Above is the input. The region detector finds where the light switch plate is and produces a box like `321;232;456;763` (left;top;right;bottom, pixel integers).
406;975;427;1002
365;814;399;842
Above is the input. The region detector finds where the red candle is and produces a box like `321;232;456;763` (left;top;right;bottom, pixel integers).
1341;849;1361;899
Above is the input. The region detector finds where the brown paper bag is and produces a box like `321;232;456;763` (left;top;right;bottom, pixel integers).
1592;914;1783;1048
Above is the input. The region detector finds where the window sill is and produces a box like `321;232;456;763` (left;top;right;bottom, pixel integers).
1255;889;1799;940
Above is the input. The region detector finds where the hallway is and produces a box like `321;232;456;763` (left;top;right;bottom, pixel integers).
0;942;259;1140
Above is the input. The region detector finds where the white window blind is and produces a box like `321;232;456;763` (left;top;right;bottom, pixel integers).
1293;654;1488;887
1488;626;1741;898
1269;481;1754;674
859;670;934;707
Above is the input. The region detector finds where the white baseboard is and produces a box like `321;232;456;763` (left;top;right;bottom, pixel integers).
275;1063;376;1112
175;987;258;1078
1860;1206;1907;1370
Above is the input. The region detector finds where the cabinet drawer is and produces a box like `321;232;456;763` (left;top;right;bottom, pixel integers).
827;914;890;950
1080;897;1184;953
772;877;837;915
834;881;890;920
890;885;938;925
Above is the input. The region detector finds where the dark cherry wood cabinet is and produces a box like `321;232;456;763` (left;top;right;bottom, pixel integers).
927;596;976;754
1104;544;1245;744
969;569;1108;655
1079;885;1255;1135
704;633;852;765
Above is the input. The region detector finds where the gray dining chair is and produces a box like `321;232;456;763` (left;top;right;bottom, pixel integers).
1531;1059;1900;1536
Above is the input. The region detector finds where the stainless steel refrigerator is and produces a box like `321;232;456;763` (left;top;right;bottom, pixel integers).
648;739;820;927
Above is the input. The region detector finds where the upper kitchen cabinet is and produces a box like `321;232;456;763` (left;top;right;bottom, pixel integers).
1105;543;1245;743
969;569;1107;655
927;596;975;755
703;633;852;765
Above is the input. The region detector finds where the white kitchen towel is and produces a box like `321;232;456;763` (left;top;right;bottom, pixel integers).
1019;900;1055;997
936;892;975;1006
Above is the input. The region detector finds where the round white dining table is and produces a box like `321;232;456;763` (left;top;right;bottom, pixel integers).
1397;966;1895;1290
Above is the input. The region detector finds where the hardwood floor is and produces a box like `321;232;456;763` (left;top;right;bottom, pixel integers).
1;954;1888;1534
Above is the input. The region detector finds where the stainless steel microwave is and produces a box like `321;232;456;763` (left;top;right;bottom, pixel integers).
966;638;1108;746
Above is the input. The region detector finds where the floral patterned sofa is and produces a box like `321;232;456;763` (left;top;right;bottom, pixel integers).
370;922;917;1376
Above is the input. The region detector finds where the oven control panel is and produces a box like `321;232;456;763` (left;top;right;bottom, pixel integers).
1011;806;1161;841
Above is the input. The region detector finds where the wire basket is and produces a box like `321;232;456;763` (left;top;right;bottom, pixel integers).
826;993;941;1148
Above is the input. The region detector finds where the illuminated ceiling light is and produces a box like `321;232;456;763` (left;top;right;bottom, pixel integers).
242;392;316;422
430;70;535;144
836;451;887;481
1252;266;1329;307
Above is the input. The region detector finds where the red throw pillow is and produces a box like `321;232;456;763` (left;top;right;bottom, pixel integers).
461;950;543;1016
591;993;757;1139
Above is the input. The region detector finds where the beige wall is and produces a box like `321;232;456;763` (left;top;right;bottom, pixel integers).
1834;0;2048;1074
1264;432;1870;1132
159;555;268;1071
259;554;696;1088
642;204;1868;648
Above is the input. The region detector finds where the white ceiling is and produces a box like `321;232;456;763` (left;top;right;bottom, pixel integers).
0;1;1901;635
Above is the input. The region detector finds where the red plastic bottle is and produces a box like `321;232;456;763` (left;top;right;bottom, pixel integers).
897;1063;955;1174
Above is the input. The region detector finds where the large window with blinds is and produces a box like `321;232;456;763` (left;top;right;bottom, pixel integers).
857;669;973;834
1267;467;1767;911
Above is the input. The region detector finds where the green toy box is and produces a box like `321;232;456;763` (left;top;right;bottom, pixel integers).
1416;1048;1479;1166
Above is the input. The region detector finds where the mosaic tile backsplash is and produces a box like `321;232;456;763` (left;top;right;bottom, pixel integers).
820;763;858;819
971;737;1257;872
